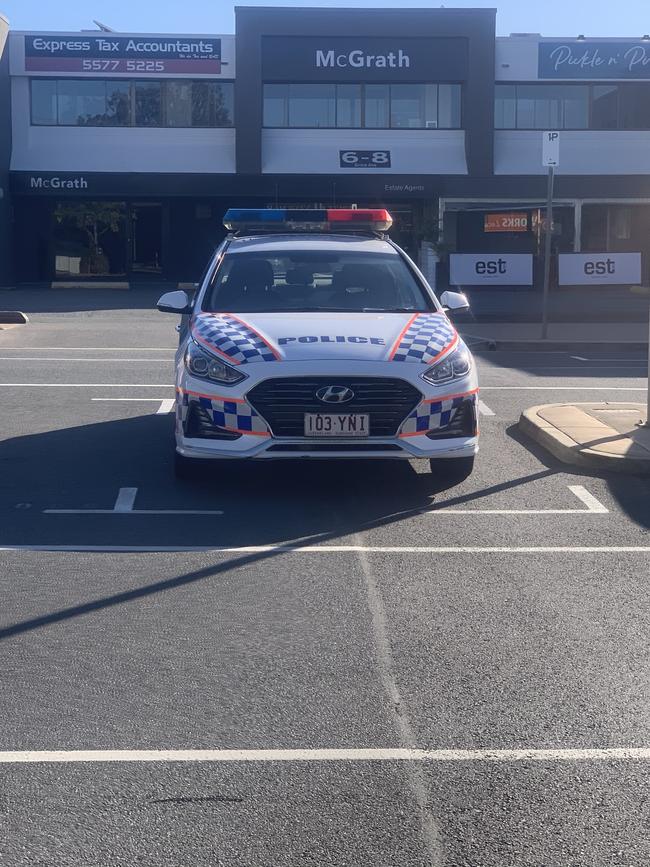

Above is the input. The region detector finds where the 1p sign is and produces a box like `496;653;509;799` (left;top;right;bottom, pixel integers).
542;131;560;167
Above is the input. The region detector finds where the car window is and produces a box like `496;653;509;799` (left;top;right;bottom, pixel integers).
202;250;434;313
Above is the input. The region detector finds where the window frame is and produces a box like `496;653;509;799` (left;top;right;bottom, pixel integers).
29;77;235;129
261;81;463;130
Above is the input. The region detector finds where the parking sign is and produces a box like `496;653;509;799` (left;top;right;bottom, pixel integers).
542;131;560;167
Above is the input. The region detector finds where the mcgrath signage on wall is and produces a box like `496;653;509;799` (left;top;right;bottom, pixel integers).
450;254;534;287
23;34;221;75
539;41;650;79
558;253;642;285
261;36;468;82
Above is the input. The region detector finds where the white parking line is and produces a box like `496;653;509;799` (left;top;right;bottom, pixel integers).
45;487;224;516
0;747;648;764
156;399;176;414
571;356;588;362
481;386;646;391
426;485;608;516
0;357;169;362
0;347;174;351
113;487;138;513
478;400;495;416
0;383;174;387
3;545;650;553
92;398;168;401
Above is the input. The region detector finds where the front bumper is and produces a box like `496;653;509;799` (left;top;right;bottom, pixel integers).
175;363;479;461
176;433;478;461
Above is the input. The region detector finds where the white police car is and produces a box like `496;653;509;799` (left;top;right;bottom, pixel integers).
157;208;478;483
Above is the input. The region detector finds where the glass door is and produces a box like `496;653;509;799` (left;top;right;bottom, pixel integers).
53;201;127;276
130;203;162;273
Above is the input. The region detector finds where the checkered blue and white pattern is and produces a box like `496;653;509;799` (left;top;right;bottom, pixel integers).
181;392;269;435
391;313;457;364
191;313;278;364
400;393;475;436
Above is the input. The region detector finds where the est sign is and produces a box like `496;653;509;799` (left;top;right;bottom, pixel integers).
450;254;534;287
542;131;560;167
558;253;642;285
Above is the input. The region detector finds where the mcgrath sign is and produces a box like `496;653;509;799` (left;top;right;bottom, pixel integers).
539;41;650;79
24;34;221;75
558;253;642;285
450;254;534;287
261;36;467;81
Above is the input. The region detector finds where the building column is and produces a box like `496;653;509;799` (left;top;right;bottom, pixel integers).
573;200;582;252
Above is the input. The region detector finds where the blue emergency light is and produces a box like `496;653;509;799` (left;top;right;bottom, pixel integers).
223;208;393;233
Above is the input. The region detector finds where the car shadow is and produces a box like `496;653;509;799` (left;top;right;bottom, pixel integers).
0;412;480;549
507;422;650;529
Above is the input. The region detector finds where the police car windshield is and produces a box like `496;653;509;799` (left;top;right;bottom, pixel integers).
203;250;433;313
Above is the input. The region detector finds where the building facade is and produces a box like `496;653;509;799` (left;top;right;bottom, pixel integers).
3;6;650;309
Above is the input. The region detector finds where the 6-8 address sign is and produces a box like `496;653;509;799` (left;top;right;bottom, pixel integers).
339;150;391;168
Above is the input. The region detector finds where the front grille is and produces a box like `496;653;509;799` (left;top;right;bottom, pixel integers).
267;443;404;453
185;402;242;440
426;398;477;439
247;377;421;438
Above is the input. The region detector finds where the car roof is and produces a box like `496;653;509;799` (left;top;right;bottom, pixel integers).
225;234;400;256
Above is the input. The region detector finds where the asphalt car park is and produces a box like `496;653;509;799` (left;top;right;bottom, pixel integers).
1;296;649;866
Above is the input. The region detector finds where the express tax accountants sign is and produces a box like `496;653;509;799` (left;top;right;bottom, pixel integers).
24;34;221;75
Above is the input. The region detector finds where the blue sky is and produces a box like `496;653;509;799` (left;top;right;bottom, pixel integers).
1;0;647;37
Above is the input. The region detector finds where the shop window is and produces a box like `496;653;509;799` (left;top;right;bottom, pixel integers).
619;84;650;129
165;80;193;127
336;84;362;128
390;84;437;129
439;84;461;129
31;79;57;125
263;81;461;129
495;84;588;129
288;83;336;128
494;84;516;129
364;84;390;128
57;79;108;126
263;83;288;127
591;85;619;129
53;201;127;276
135;81;161;126
31;79;233;128
191;81;233;127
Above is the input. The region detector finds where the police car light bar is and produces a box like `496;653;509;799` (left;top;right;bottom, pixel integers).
223;208;393;233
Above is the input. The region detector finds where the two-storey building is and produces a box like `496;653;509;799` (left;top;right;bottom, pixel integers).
2;6;650;305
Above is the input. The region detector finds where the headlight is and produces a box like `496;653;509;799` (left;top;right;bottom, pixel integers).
422;344;472;386
185;339;246;385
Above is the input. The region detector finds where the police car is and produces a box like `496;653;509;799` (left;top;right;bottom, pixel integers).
157;208;478;484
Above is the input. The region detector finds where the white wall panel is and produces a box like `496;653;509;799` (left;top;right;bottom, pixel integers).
495;130;650;175
261;129;467;175
495;36;541;81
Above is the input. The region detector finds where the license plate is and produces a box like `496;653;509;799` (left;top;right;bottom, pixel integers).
304;413;370;437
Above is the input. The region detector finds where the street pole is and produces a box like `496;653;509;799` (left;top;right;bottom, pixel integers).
540;165;555;341
646;303;650;426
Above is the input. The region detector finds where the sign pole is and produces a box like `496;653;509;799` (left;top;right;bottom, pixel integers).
540;165;555;341
540;131;560;341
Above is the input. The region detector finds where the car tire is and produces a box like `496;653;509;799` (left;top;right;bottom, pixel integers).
174;451;203;480
429;456;475;486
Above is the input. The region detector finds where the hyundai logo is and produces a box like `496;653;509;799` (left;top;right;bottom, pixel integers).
315;385;355;404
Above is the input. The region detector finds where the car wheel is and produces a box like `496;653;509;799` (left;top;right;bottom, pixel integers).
429;456;475;486
174;451;203;480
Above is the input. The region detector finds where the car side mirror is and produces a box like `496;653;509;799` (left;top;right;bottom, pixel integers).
157;290;192;314
440;290;470;313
